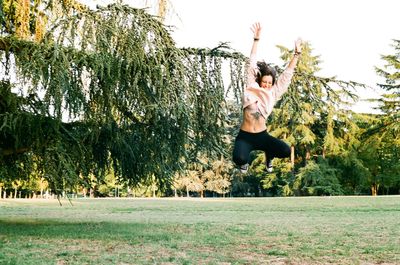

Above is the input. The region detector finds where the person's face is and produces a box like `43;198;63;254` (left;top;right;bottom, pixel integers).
260;75;273;89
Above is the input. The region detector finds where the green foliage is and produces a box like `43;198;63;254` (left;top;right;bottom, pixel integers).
0;2;247;193
375;39;400;92
372;39;400;139
357;133;400;194
293;159;343;196
203;157;232;196
349;39;400;194
270;42;361;164
328;153;370;195
230;174;250;197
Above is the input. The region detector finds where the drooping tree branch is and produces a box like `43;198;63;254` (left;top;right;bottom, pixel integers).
0;2;247;192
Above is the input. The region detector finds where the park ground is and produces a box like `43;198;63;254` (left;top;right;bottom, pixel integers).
0;196;400;264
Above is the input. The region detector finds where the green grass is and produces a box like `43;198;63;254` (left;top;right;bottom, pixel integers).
0;196;400;264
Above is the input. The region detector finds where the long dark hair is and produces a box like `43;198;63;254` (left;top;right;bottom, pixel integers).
256;61;277;86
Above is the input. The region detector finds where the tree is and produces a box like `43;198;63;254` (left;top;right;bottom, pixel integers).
174;170;204;197
372;39;399;138
0;1;247;194
355;39;400;195
269;41;359;172
203;157;232;197
293;159;343;196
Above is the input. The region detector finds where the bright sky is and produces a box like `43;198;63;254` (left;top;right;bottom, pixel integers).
84;0;399;113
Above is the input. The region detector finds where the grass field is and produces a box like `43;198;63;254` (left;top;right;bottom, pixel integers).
0;196;399;265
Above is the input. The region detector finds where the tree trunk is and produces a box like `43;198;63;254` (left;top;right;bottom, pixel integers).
186;187;189;197
306;149;311;160
371;183;379;196
1;147;30;156
304;148;311;166
157;0;167;20
290;145;295;169
322;146;326;159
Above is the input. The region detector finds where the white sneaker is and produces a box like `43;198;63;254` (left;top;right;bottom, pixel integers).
266;159;273;173
240;163;249;174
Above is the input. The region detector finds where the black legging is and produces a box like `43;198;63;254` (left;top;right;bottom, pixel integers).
232;130;291;166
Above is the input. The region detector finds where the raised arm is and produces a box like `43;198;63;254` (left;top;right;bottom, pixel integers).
274;38;303;100
247;23;262;87
250;22;262;56
287;38;303;70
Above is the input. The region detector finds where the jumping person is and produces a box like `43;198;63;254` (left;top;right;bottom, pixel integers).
232;22;302;173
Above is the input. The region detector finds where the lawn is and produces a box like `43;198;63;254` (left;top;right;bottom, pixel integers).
0;196;399;264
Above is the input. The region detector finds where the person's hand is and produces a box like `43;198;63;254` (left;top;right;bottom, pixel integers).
251;22;262;40
295;38;303;53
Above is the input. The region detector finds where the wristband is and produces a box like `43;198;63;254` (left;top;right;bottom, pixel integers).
253;38;260;41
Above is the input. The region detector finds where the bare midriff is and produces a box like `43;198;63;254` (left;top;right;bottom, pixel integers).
240;102;267;133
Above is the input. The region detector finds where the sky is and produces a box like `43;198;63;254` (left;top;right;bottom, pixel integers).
84;0;399;113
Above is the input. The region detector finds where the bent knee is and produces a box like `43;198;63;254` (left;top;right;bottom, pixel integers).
233;154;248;166
275;145;291;158
283;145;291;158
